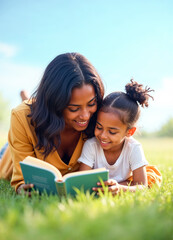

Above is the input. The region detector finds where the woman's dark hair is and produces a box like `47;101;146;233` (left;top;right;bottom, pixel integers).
100;79;154;129
28;53;104;158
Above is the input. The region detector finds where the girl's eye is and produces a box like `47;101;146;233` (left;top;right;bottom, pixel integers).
109;131;117;135
96;125;102;130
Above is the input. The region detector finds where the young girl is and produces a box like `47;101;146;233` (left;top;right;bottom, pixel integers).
78;80;158;195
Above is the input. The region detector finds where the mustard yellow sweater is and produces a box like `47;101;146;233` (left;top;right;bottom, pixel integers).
0;101;84;191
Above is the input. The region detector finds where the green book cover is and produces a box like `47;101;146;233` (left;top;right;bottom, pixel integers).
20;156;109;197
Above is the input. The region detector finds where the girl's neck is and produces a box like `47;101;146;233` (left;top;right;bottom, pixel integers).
103;139;125;165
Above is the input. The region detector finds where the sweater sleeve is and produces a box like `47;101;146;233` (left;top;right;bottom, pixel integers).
8;109;36;191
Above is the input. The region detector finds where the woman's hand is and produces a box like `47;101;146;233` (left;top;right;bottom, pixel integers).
17;183;34;197
92;179;120;196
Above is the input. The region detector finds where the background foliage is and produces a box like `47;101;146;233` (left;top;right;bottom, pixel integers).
0;92;10;136
157;118;173;137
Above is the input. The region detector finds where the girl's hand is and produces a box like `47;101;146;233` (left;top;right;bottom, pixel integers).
17;183;34;197
92;179;120;196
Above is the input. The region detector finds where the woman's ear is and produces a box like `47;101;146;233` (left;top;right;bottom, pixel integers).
127;127;136;137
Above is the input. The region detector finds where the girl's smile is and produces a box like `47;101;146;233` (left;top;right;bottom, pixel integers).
94;111;129;152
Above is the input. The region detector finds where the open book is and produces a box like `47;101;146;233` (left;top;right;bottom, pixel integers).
20;156;109;197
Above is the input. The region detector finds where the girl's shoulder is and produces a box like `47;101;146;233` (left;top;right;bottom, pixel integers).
84;137;100;148
125;137;141;149
85;137;98;144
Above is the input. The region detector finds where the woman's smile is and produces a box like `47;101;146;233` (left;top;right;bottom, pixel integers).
74;120;89;128
63;84;97;131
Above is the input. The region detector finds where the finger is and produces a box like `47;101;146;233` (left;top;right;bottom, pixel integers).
97;179;117;186
92;187;104;192
96;181;110;186
22;184;34;190
108;185;118;192
25;191;32;198
107;186;119;195
17;184;34;194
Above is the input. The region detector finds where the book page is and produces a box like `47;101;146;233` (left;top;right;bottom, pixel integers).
62;167;107;181
23;156;63;181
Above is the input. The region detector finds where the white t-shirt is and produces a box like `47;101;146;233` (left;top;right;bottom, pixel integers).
78;137;148;182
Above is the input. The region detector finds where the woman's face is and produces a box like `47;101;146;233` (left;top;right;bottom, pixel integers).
63;84;97;131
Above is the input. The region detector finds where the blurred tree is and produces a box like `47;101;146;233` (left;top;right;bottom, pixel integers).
0;92;10;125
157;118;173;137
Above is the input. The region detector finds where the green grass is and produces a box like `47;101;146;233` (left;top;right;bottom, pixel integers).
0;138;173;240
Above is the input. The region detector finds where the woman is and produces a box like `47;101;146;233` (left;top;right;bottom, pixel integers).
0;52;104;195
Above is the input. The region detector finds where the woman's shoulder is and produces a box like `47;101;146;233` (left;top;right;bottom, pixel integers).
11;100;32;124
12;100;31;115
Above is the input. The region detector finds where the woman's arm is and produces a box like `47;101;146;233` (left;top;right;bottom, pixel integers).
8;107;36;193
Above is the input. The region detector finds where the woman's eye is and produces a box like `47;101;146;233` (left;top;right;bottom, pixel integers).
96;125;102;130
68;108;79;112
88;100;97;107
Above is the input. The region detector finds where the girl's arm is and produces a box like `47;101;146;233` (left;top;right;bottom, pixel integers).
77;139;96;171
93;166;148;195
119;165;148;186
131;165;148;186
79;162;92;171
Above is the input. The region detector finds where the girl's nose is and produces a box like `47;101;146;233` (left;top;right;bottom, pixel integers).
100;131;107;139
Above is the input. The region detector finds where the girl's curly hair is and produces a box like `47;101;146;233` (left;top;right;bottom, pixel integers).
100;79;154;129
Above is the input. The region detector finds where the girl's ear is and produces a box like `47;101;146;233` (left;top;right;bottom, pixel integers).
127;127;136;137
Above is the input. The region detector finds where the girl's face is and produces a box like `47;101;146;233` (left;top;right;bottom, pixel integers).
94;111;129;152
63;84;97;131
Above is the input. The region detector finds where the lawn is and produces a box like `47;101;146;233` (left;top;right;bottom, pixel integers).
0;137;173;240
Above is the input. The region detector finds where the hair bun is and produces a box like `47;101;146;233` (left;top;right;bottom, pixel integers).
125;79;154;107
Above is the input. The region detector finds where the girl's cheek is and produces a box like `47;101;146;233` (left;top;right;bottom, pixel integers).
94;128;98;137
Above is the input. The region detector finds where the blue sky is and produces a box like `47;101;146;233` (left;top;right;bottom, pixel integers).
0;0;173;132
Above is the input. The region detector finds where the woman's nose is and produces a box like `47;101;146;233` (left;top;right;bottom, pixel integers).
79;108;90;120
